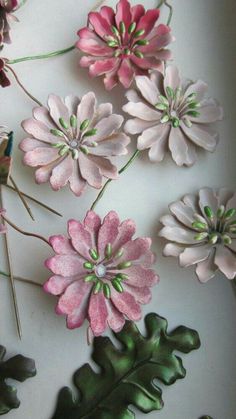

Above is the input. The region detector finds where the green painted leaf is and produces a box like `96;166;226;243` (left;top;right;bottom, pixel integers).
0;345;36;415
52;313;201;419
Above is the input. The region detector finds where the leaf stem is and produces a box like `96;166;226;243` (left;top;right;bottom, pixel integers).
90;150;140;211
157;0;173;26
0;271;42;288
10;176;35;221
7;45;75;65
5;65;43;107
2;215;51;247
5;184;63;217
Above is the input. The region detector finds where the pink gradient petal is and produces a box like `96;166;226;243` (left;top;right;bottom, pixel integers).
159;226;198;244
88;11;113;37
164;65;180;92
179;245;212;267
123;102;160;121
84;210;101;238
77;28;112;56
104;70;119;90
49;235;75;255
68;219;92;259
77;92;96;130
35;159;62;184
163;243;183;257
169;127;189;166
68;160;87;197
45;255;85;277
78;153;103;189
89;58;119;77
107;303;125;333
87;155;118;180
98;211;120;256
169;200;196;228
120;237;151;262
43;275;74;296
125;265;159;287
117;59;135;89
23;147;59;167
112;219;136;253
88;292;108;336
48;94;70;129
57;280;91;315
111;290;142;321
136;9;160;36
135;75;159;106
131;4;145;22
215;246;236;279
100;6;115;25
50;156;74;191
125;284;152;304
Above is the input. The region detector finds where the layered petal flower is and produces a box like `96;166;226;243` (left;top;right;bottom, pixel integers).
0;0;26;46
20;92;130;196
44;210;159;337
123;65;223;166
76;0;174;90
159;187;236;281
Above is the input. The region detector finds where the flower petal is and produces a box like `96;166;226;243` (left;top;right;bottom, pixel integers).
169;200;196;228
112;219;136;253
179;244;212;267
87;155;118;180
136;9;160;36
159;226;198;244
215;246;236;279
115;0;132;35
135;75;159;106
88;11;113;37
77;28;112;56
196;249;218;283
111;290;142;321
49;235;75;255
164;65;181;92
181;124;217;152
148;126;169;162
196;103;223;123
98;211;120;256
23;147;59;167
22;118;56;143
125;284;152;305
124;118;156;135
45;255;84;276
68;219;92;259
89;58;119;77
57;280;91;316
120;238;151;262
184;80;208;102
50;156;74;191
163;243;183;257
89;133;130;156
137;123;166;150
124;265;159;287
88;292;108;336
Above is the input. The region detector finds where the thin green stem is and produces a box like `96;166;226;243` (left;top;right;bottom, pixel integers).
7;45;75;65
0;271;42;288
157;0;173;26
90;150;140;211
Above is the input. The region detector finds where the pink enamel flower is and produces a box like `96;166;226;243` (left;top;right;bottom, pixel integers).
76;0;173;90
20;92;130;196
123;65;223;166
159;188;236;282
44;210;159;337
0;0;25;46
0;208;6;234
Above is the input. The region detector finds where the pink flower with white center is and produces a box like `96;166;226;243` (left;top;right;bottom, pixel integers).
20;92;130;196
0;208;6;234
123;65;223;166
76;0;173;90
0;0;26;46
159;188;236;282
44;210;159;337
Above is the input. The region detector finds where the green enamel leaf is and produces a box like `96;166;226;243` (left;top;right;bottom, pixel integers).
0;345;36;415
52;313;201;419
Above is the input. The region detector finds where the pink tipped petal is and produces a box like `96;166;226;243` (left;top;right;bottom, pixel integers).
117;59;134;89
68;161;87;197
68;219;92;259
131;56;163;71
131;4;145;22
115;0;132;34
104;71;119;90
46;255;85;277
88;292;108;336
179;245;212;267
125;285;152;305
215;246;236;279
22;119;56;143
49;235;75;255
78;153;103;189
169;128;189;167
164;65;181;92
107;303;125;333
136;9;160;36
135;75;159;106
43;275;74;296
57;280;91;315
77;29;112;56
23;147;59;167
181;124;217;152
92;114;124;142
196;249;218;283
98;211;120;255
111;290;142;321
35;159;61;184
50;156;73;191
125;265;158;287
84;210;102;236
88;11;113;37
121;238;151;262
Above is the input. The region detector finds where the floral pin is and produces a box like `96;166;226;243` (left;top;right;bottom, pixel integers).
76;0;174;90
159;187;236;282
44;210;159;338
123;65;223;166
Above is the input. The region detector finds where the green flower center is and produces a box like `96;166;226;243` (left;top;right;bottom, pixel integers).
193;205;236;245
105;22;148;59
155;87;201;128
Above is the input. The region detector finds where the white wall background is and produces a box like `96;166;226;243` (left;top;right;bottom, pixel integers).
0;0;236;418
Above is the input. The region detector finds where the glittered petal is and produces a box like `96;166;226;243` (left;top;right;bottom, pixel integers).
137;123;165;150
164;65;181;92
84;210;102;237
68;219;92;259
57;280;91;315
115;0;132;33
107;303;125;333
135;75;159;106
43;275;75;295
196;249;218;283
136;9;160;36
199;187;218;216
88;292;108;336
124;265;159;287
48;94;70;129
50;156;74;191
65;283;92;329
33;106;54;129
123;102;160;121
181;124;217;152
120;238;151;262
179;245;212;267
78;153;103;189
49;235;75;255
98;211;120;255
111;290;142;321
64;95;80;116
23;147;59;167
45;255;84;277
112;219;136;253
159;226;198;244
125;285;152;305
215;246;236;279
169;127;189;166
20;138;46;152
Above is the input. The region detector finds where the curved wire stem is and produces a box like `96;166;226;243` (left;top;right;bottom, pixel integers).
3;215;51;247
157;0;173;26
0;271;42;288
9;176;35;221
5;65;43;107
7;45;75;65
90;150;140;211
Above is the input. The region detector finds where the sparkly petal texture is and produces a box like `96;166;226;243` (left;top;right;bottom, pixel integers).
0;208;7;234
159;187;236;281
20;93;130;196
0;0;26;46
76;0;174;90
44;210;159;337
123;65;223;166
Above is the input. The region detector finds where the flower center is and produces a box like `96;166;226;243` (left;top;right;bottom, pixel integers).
95;264;107;278
192;205;236;246
50;117;98;160
155;87;201;128
105;22;148;59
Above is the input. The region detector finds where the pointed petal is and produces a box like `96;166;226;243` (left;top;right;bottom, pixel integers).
88;292;108;336
111;290;142;321
68;219;92;259
50;156;74;191
179;244;212;267
98;211;120;256
215;246;236;279
196;249;218;282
